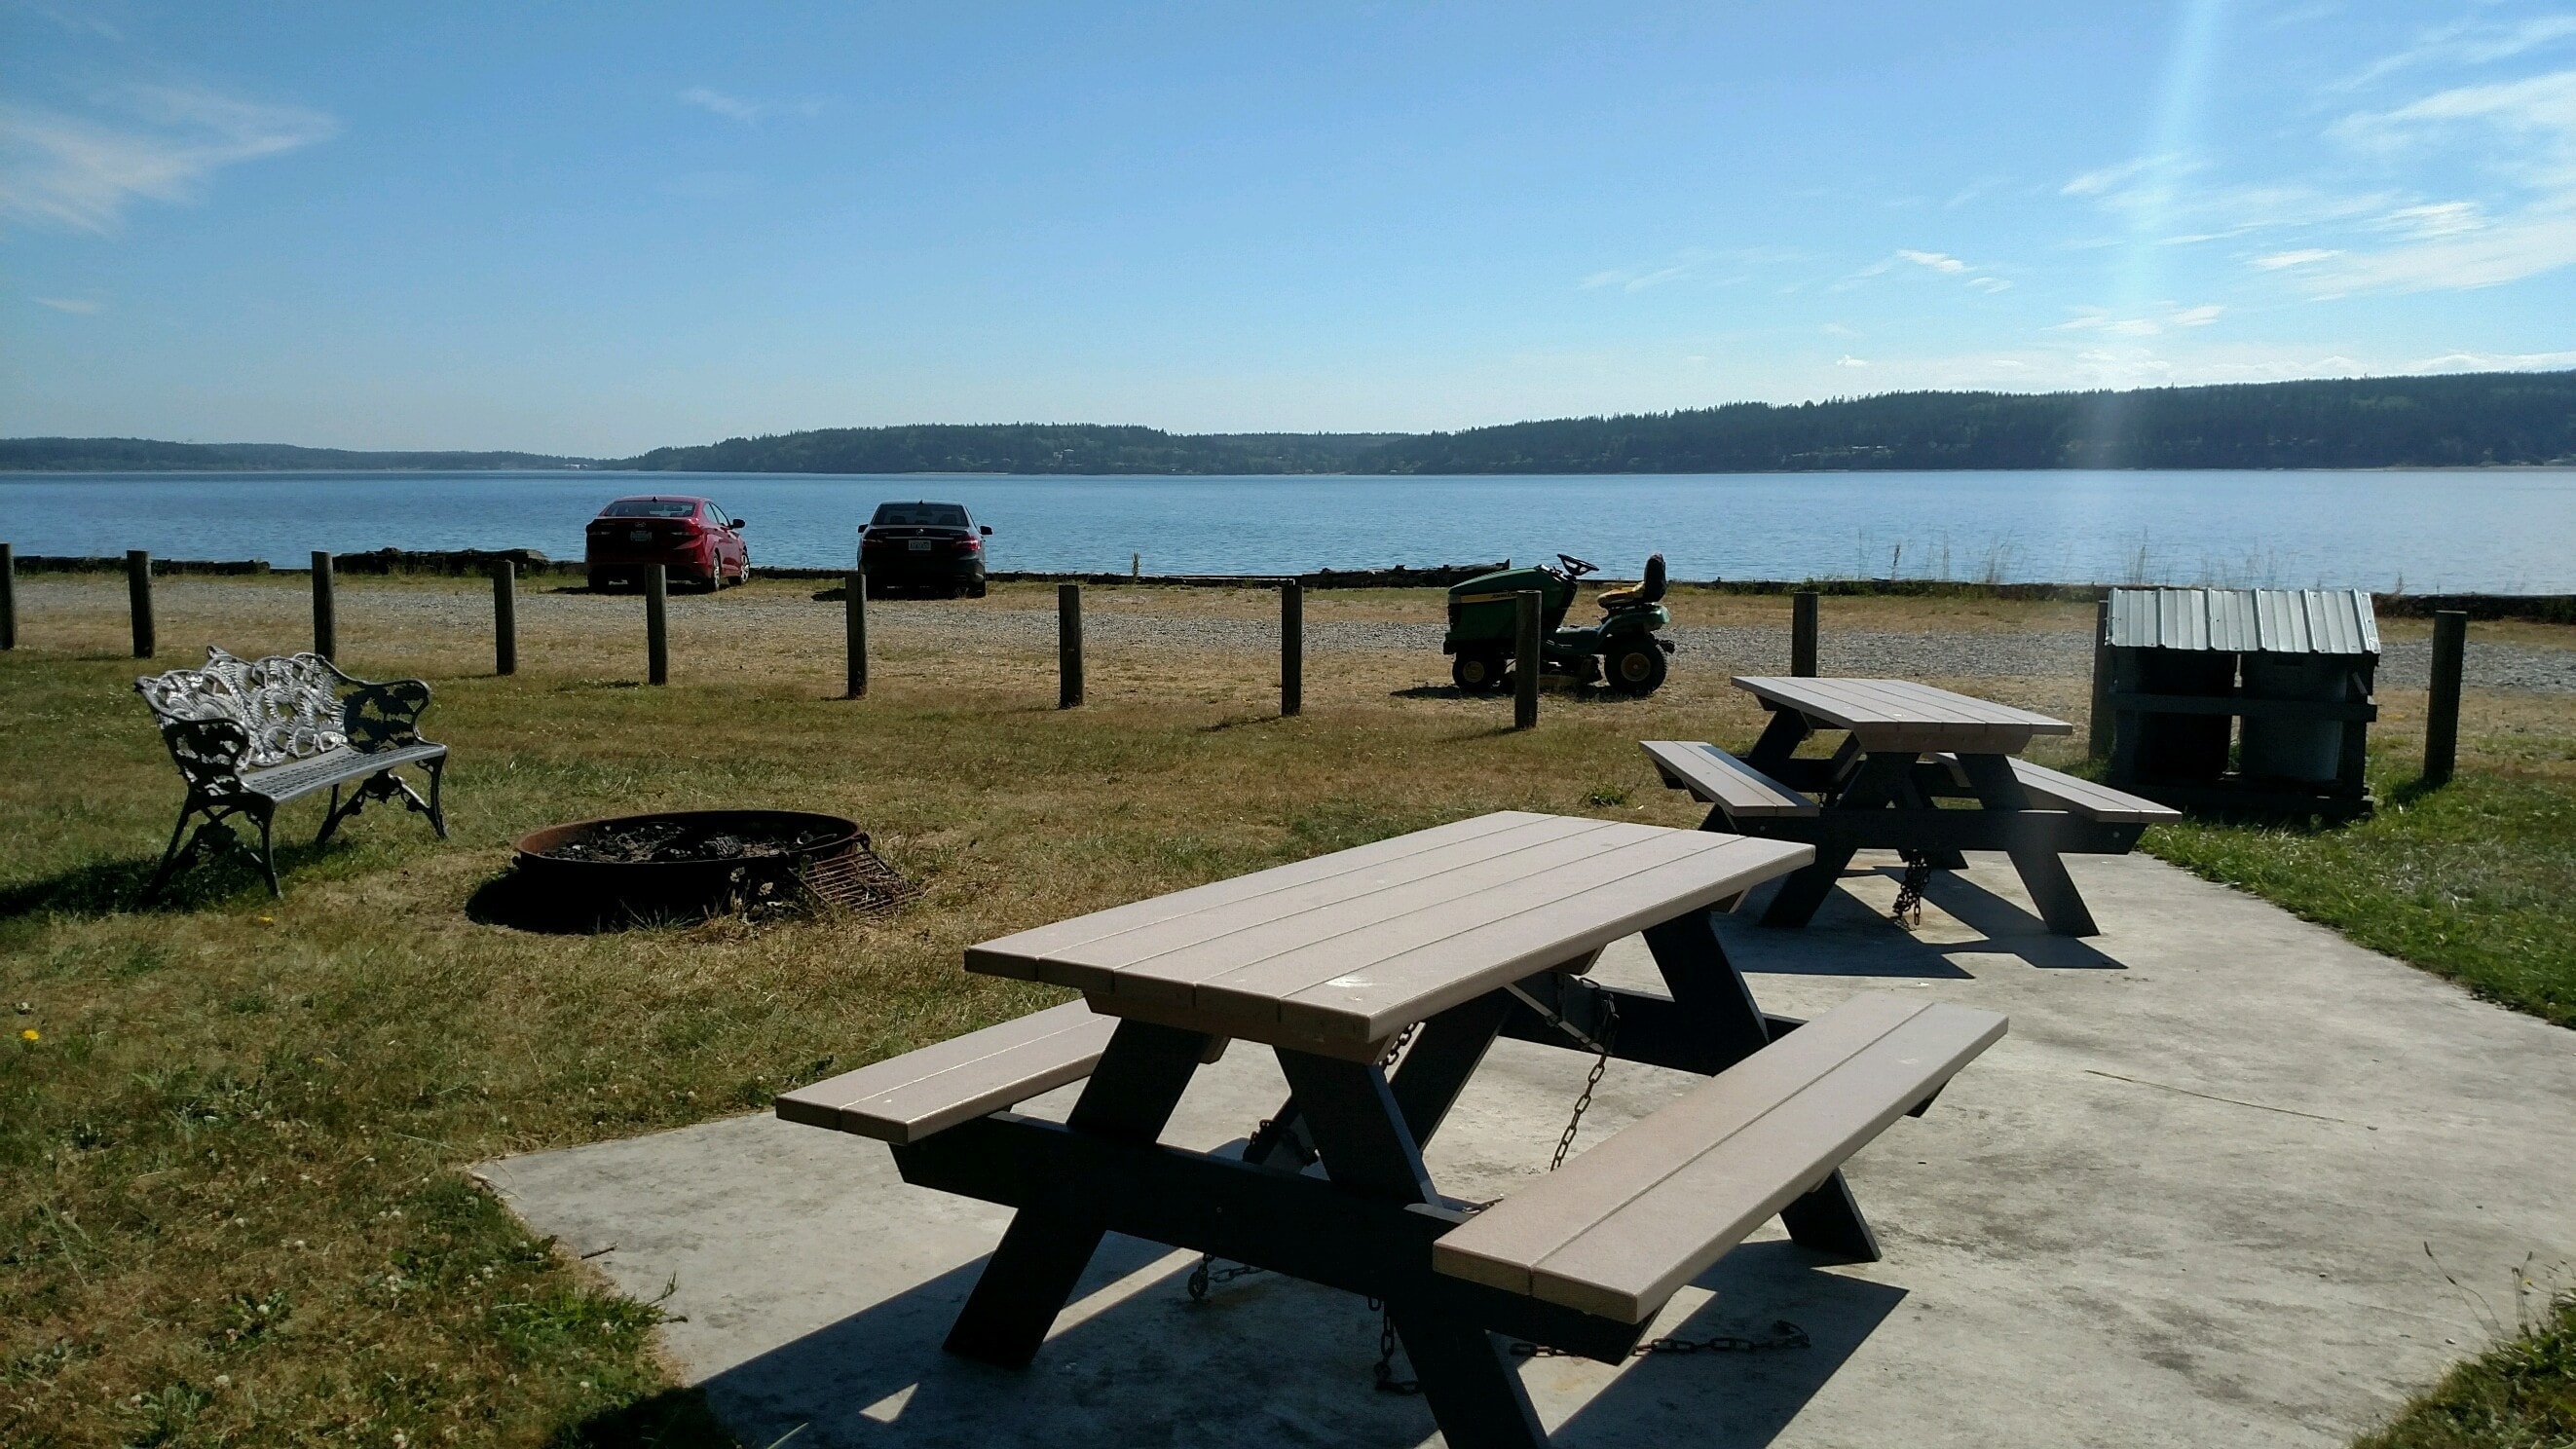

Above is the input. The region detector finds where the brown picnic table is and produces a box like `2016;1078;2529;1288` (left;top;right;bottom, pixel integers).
1643;676;2179;938
781;810;2006;1448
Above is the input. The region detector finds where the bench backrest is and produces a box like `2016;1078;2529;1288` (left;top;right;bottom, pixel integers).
137;648;349;768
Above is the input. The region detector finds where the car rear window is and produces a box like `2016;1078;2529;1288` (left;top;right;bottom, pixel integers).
870;502;969;528
601;500;699;518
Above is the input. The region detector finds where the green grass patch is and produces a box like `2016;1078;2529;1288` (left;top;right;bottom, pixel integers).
2145;762;2576;1028
2356;1287;2576;1449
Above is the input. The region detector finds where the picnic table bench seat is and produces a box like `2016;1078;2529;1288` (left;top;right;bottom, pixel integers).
1433;991;2004;1322
1992;758;2182;825
134;647;450;900
777;1000;1117;1145
1640;740;1817;818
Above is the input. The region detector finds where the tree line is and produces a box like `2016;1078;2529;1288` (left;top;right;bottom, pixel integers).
11;371;2572;474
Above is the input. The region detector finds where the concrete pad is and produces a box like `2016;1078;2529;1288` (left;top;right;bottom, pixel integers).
475;852;2576;1448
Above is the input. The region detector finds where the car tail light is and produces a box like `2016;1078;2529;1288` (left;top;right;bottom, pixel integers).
953;536;982;551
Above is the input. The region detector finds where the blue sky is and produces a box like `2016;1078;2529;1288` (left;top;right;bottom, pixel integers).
4;1;2574;454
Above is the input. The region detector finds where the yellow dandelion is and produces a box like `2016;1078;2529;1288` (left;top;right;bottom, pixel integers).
19;1029;36;1042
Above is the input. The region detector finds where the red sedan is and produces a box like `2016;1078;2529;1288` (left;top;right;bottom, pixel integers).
584;496;749;592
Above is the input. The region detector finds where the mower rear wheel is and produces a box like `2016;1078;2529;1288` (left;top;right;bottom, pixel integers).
1451;651;1509;694
1605;642;1668;696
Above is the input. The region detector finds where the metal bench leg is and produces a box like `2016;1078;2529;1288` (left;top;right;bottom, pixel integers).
140;799;202;905
425;757;449;839
941;1020;1210;1369
254;806;281;898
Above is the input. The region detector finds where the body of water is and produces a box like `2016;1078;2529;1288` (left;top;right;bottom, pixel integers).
3;467;2569;592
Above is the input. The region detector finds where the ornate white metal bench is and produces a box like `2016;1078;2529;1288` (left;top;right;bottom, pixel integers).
134;648;450;900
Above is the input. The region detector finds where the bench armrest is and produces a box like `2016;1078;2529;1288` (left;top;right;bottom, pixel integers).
326;664;435;751
159;716;254;796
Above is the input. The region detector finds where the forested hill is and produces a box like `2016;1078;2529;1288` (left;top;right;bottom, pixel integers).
616;425;1405;474
1348;371;2576;473
14;371;2575;474
0;438;588;471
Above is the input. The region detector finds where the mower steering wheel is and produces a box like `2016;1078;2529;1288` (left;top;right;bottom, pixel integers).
1557;553;1598;577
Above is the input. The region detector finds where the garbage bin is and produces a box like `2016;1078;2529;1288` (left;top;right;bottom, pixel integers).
2135;650;2233;781
2239;653;2348;783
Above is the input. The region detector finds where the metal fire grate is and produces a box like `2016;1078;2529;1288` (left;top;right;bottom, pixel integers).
799;834;921;914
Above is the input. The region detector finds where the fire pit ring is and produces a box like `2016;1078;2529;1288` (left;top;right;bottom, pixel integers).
511;809;906;923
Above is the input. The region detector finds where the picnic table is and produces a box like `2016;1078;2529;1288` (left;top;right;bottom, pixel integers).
781;811;2005;1447
1643;676;2179;938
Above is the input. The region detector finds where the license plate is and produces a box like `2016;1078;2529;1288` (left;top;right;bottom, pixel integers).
908;539;933;552
629;529;653;542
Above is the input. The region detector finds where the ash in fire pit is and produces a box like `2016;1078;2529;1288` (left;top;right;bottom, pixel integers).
542;819;851;866
480;809;917;931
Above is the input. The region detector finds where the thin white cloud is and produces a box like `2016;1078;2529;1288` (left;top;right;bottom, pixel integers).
679;86;763;123
32;295;101;314
2378;201;2487;237
1835;354;1869;368
0;84;336;234
2408;347;2576;370
1820;321;1859;338
2252;247;2342;269
2062;156;2161;198
2052;302;2223;337
1838;248;2011;293
2342;15;2576;91
2291;68;2576;294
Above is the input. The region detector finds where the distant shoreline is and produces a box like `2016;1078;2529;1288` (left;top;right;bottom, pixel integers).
7;463;2575;478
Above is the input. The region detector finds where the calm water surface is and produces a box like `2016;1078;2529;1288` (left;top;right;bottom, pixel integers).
3;468;2568;592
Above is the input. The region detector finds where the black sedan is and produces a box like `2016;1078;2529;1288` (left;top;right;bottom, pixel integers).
858;501;991;597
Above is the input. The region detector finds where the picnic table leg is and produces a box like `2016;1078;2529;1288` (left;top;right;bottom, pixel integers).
1246;990;1516;1170
1644;909;1881;1260
1759;751;1912;927
1893;769;1969;871
941;1020;1211;1368
1743;707;1811;773
1278;1051;1548;1449
1957;755;2100;936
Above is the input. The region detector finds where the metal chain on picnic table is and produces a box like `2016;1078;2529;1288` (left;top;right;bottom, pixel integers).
1891;848;1933;928
1549;987;1620;1171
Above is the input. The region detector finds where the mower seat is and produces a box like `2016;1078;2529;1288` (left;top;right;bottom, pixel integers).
1598;553;1667;611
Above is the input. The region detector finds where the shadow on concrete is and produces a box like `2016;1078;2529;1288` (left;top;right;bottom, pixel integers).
1718;878;1973;980
1913;871;2125;971
692;1235;1900;1448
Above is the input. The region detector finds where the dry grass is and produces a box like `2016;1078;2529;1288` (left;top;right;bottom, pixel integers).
3;574;2567;1447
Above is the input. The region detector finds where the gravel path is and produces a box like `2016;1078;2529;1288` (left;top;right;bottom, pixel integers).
83;578;2576;691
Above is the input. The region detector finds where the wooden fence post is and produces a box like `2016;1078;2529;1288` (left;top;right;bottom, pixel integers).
1791;590;1819;678
311;550;337;660
492;560;517;676
1280;578;1302;717
1513;590;1541;730
128;549;155;658
844;570;869;699
1058;582;1083;708
0;543;16;651
645;565;669;686
2423;610;2467;787
2088;597;2114;762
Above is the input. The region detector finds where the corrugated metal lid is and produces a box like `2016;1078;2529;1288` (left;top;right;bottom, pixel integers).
2105;588;2378;654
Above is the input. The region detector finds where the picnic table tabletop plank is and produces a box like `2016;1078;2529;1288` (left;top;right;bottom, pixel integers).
1734;675;2072;753
965;812;1812;1052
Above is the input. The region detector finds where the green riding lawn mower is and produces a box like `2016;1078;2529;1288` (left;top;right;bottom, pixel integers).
1441;552;1674;696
